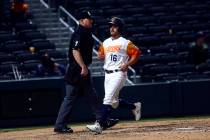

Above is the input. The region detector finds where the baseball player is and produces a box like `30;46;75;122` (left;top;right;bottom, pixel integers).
86;17;142;134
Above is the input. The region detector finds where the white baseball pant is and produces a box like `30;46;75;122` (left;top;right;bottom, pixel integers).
103;71;127;108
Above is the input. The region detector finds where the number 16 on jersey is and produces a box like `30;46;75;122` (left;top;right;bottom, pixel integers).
110;54;118;62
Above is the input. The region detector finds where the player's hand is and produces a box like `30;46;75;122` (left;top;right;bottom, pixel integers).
119;63;129;72
81;65;88;76
98;53;105;60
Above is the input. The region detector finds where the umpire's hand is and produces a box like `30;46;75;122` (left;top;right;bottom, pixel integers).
81;65;88;76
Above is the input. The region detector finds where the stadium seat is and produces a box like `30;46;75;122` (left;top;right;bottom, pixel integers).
0;54;16;63
16;51;39;62
4;42;27;53
149;45;173;55
31;40;55;51
19;30;47;42
0;62;15;74
39;49;67;59
148;25;169;34
138;35;161;46
174;64;195;73
137;55;161;65
0;33;17;43
15;22;37;32
21;60;40;74
159;54;181;64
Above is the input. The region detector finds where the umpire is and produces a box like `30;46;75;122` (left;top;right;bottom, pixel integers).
54;11;101;133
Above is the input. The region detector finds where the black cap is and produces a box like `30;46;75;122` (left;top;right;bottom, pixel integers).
77;11;93;20
108;17;124;28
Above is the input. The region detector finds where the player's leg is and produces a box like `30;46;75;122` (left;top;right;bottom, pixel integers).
118;98;141;121
132;102;142;121
110;73;141;121
87;72;125;133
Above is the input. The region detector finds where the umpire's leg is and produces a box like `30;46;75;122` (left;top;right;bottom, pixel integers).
54;84;79;129
84;76;102;121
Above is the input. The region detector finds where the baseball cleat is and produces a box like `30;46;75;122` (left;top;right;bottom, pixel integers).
54;127;73;133
86;122;102;134
132;102;141;121
103;118;119;130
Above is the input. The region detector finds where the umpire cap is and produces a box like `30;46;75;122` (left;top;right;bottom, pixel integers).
77;11;93;20
108;17;125;32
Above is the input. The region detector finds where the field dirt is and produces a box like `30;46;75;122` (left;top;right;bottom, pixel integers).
1;117;210;140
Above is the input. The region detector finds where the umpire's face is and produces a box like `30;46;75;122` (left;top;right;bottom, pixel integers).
110;25;120;37
81;18;93;28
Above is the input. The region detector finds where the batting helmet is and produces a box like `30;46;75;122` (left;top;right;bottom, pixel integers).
108;17;125;32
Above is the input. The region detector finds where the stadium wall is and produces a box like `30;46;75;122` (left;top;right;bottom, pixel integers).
0;77;210;127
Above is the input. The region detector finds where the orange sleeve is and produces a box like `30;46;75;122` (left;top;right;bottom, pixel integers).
98;44;105;56
126;41;141;57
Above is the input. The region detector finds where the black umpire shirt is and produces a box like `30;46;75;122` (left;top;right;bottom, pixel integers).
68;25;94;66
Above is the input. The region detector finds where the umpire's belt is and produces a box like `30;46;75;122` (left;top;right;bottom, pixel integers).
104;69;120;74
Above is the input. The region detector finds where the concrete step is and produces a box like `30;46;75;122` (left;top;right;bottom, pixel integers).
55;43;69;47
92;56;99;61
39;23;60;28
33;12;58;18
47;31;70;35
30;8;47;13
33;17;59;22
31;5;56;13
90;66;103;72
55;42;69;46
92;61;103;67
92;72;104;76
40;22;60;26
48;37;69;42
56;47;68;51
39;26;68;31
91;68;104;74
55;44;69;49
47;33;70;38
46;29;70;34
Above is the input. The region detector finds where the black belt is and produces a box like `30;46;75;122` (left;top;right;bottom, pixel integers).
104;69;120;74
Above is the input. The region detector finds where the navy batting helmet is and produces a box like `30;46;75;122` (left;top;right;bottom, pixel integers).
108;17;124;32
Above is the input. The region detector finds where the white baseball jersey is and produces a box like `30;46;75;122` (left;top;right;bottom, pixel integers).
98;36;140;108
99;37;138;70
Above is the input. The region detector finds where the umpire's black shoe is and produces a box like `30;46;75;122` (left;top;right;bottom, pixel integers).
54;127;73;133
103;119;119;130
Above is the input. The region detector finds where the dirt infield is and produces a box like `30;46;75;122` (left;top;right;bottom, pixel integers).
1;117;210;140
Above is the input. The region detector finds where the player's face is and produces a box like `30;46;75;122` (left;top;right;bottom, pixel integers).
110;25;120;37
82;18;93;28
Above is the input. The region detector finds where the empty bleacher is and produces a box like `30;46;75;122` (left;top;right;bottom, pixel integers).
1;0;210;83
66;0;210;83
0;0;67;80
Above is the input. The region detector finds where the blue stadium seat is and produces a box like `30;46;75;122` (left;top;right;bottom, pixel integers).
0;54;16;63
39;49;67;59
137;55;161;65
138;35;161;46
31;40;55;51
148;25;169;33
15;51;39;62
0;33;17;43
15;22;37;32
149;45;173;55
4;42;27;53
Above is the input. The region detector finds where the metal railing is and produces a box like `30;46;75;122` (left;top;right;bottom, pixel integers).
12;65;21;80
